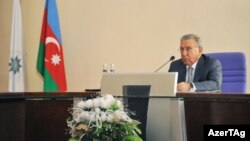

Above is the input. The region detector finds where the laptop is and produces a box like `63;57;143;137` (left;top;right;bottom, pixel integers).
100;72;178;96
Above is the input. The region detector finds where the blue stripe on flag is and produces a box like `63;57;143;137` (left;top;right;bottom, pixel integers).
46;0;62;44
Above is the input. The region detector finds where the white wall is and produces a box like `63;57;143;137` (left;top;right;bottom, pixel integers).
1;0;250;92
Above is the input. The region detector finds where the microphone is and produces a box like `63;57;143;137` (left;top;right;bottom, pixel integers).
154;56;175;72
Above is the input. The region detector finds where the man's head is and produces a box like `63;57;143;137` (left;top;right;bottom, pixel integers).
180;34;203;66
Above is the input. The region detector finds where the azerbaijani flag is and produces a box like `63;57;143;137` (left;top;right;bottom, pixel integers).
37;0;67;92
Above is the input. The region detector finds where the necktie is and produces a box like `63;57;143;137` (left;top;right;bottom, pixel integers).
187;67;194;83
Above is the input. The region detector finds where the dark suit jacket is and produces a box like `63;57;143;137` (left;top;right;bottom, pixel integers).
168;54;222;92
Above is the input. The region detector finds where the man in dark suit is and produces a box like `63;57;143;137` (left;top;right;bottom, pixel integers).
169;34;222;92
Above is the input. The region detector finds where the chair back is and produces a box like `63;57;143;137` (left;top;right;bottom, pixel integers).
206;52;246;93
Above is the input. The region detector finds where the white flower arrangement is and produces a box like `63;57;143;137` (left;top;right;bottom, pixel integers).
67;94;142;141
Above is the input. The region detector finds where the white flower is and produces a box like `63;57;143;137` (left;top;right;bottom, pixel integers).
104;94;115;101
84;111;91;121
73;113;80;122
105;94;115;104
95;108;101;115
78;111;90;122
99;94;114;108
85;99;93;108
106;114;114;122
89;111;97;121
92;98;101;108
113;111;122;121
100;112;107;122
77;101;86;109
100;98;109;109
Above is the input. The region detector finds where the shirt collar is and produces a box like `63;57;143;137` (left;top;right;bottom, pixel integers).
186;61;198;70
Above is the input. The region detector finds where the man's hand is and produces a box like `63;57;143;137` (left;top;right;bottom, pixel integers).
177;82;192;91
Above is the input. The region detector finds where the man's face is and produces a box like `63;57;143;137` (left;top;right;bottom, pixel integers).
179;39;202;66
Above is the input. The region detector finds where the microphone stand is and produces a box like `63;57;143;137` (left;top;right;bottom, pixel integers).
154;60;171;72
154;56;175;72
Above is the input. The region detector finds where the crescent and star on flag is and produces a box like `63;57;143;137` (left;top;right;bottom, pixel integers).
45;36;62;66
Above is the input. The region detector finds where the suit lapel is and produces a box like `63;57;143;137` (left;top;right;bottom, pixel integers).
178;63;186;82
194;56;205;82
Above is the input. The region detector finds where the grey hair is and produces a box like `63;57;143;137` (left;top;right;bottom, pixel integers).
181;34;202;47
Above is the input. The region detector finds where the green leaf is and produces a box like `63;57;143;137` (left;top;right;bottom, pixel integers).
123;135;143;141
110;101;120;111
68;138;79;141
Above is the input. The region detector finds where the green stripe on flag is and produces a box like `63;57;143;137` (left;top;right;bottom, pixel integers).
44;68;59;92
37;42;45;75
